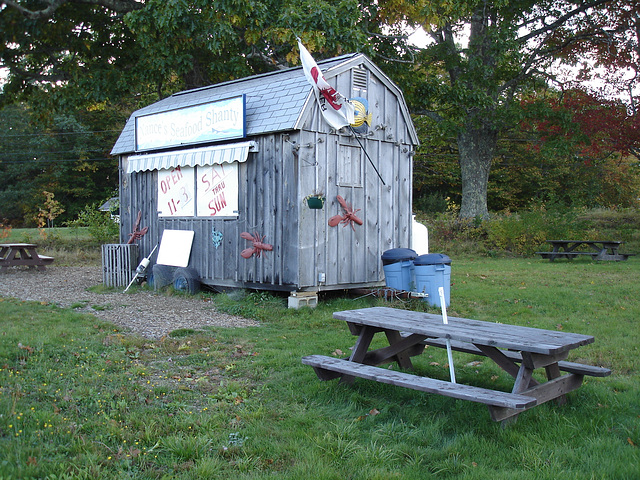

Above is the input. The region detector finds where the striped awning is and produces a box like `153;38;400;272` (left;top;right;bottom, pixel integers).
125;141;254;173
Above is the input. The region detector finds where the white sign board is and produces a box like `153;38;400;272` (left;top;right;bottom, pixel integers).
135;95;246;151
156;230;195;267
158;166;195;217
196;163;238;217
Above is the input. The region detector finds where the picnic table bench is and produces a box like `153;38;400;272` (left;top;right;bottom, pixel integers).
537;240;634;261
0;243;54;272
302;306;610;423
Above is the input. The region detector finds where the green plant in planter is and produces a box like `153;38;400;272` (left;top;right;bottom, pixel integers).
304;193;325;209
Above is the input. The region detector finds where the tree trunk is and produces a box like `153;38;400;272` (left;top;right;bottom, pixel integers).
457;123;497;219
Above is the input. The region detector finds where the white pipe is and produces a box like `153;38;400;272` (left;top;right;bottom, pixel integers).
439;286;456;383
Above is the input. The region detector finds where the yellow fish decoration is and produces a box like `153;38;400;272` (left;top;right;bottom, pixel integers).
350;97;372;133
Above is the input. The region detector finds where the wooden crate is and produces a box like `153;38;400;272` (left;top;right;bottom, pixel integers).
102;244;138;287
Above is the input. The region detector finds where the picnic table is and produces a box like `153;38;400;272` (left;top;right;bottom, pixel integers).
0;243;54;272
302;306;610;423
537;240;633;261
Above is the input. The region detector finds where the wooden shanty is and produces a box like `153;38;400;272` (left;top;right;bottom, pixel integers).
111;52;418;293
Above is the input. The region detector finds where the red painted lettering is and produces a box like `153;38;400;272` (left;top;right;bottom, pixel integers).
208;192;227;216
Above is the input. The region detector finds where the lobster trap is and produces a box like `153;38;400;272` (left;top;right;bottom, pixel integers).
102;244;138;287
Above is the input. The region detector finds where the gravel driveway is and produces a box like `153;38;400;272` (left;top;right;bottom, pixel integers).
0;265;258;338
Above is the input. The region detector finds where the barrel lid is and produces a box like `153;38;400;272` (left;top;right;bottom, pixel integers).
381;248;418;265
414;253;451;265
381;248;418;261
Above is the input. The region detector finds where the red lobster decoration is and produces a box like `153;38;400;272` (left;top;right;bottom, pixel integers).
240;231;273;258
328;195;363;231
127;210;149;244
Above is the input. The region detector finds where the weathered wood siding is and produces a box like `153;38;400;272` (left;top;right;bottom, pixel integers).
118;57;415;292
295;64;413;289
120;132;301;290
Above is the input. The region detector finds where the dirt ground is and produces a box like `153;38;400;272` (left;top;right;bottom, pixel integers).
0;265;258;338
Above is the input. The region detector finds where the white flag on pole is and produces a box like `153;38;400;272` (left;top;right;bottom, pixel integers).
298;39;355;130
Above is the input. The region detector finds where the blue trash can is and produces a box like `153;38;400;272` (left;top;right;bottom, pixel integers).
414;253;451;307
381;248;417;291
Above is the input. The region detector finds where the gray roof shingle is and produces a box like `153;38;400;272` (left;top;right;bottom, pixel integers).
111;54;360;155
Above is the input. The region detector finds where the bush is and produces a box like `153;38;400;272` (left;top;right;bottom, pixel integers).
485;208;586;255
420;207;639;256
414;192;448;213
67;203;119;244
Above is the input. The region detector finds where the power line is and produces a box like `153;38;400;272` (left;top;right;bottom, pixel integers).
0;156;116;164
0;129;121;138
0;149;110;156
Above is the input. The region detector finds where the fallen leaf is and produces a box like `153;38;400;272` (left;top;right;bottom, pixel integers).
369;408;380;416
628;437;636;447
18;343;34;353
430;362;440;366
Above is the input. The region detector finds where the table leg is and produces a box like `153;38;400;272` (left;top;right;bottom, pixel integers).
384;330;415;370
341;326;377;385
475;345;539;388
512;364;534;394
544;362;567;405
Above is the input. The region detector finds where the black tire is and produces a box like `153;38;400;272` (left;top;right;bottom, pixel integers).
152;264;175;289
172;267;200;294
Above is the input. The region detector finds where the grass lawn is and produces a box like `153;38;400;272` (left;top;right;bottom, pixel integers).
0;256;638;479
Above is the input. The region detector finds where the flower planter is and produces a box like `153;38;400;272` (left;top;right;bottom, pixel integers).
306;196;325;209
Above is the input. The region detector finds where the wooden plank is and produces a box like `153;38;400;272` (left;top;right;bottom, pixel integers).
361;332;427;367
301;355;537;410
342;326;377;385
334;307;594;355
423;337;611;377
488;373;584;422
475;345;536;385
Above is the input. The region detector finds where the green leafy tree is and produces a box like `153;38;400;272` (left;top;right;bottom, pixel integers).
2;0;637;219
374;0;634;218
1;0;368;108
0;103;121;226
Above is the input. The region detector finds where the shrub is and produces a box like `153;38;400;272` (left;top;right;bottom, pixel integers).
484;208;584;255
68;202;119;244
420;207;638;256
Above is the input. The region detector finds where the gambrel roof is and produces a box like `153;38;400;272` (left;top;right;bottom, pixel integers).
111;53;418;156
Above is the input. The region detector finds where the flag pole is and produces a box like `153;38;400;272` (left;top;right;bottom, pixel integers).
348;126;385;186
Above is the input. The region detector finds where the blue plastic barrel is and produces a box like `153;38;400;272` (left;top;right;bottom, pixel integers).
414;253;451;307
381;248;417;291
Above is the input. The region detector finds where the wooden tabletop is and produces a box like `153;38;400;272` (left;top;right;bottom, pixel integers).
333;307;594;356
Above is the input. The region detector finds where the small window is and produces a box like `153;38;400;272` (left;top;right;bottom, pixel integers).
338;144;363;187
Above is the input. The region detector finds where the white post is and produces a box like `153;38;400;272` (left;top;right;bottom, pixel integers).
439;286;456;383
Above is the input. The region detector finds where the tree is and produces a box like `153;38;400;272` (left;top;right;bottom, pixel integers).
3;0;637;220
379;0;634;218
0;0;369;225
0;103;122;226
517;88;640;208
556;2;640;117
1;0;369;109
